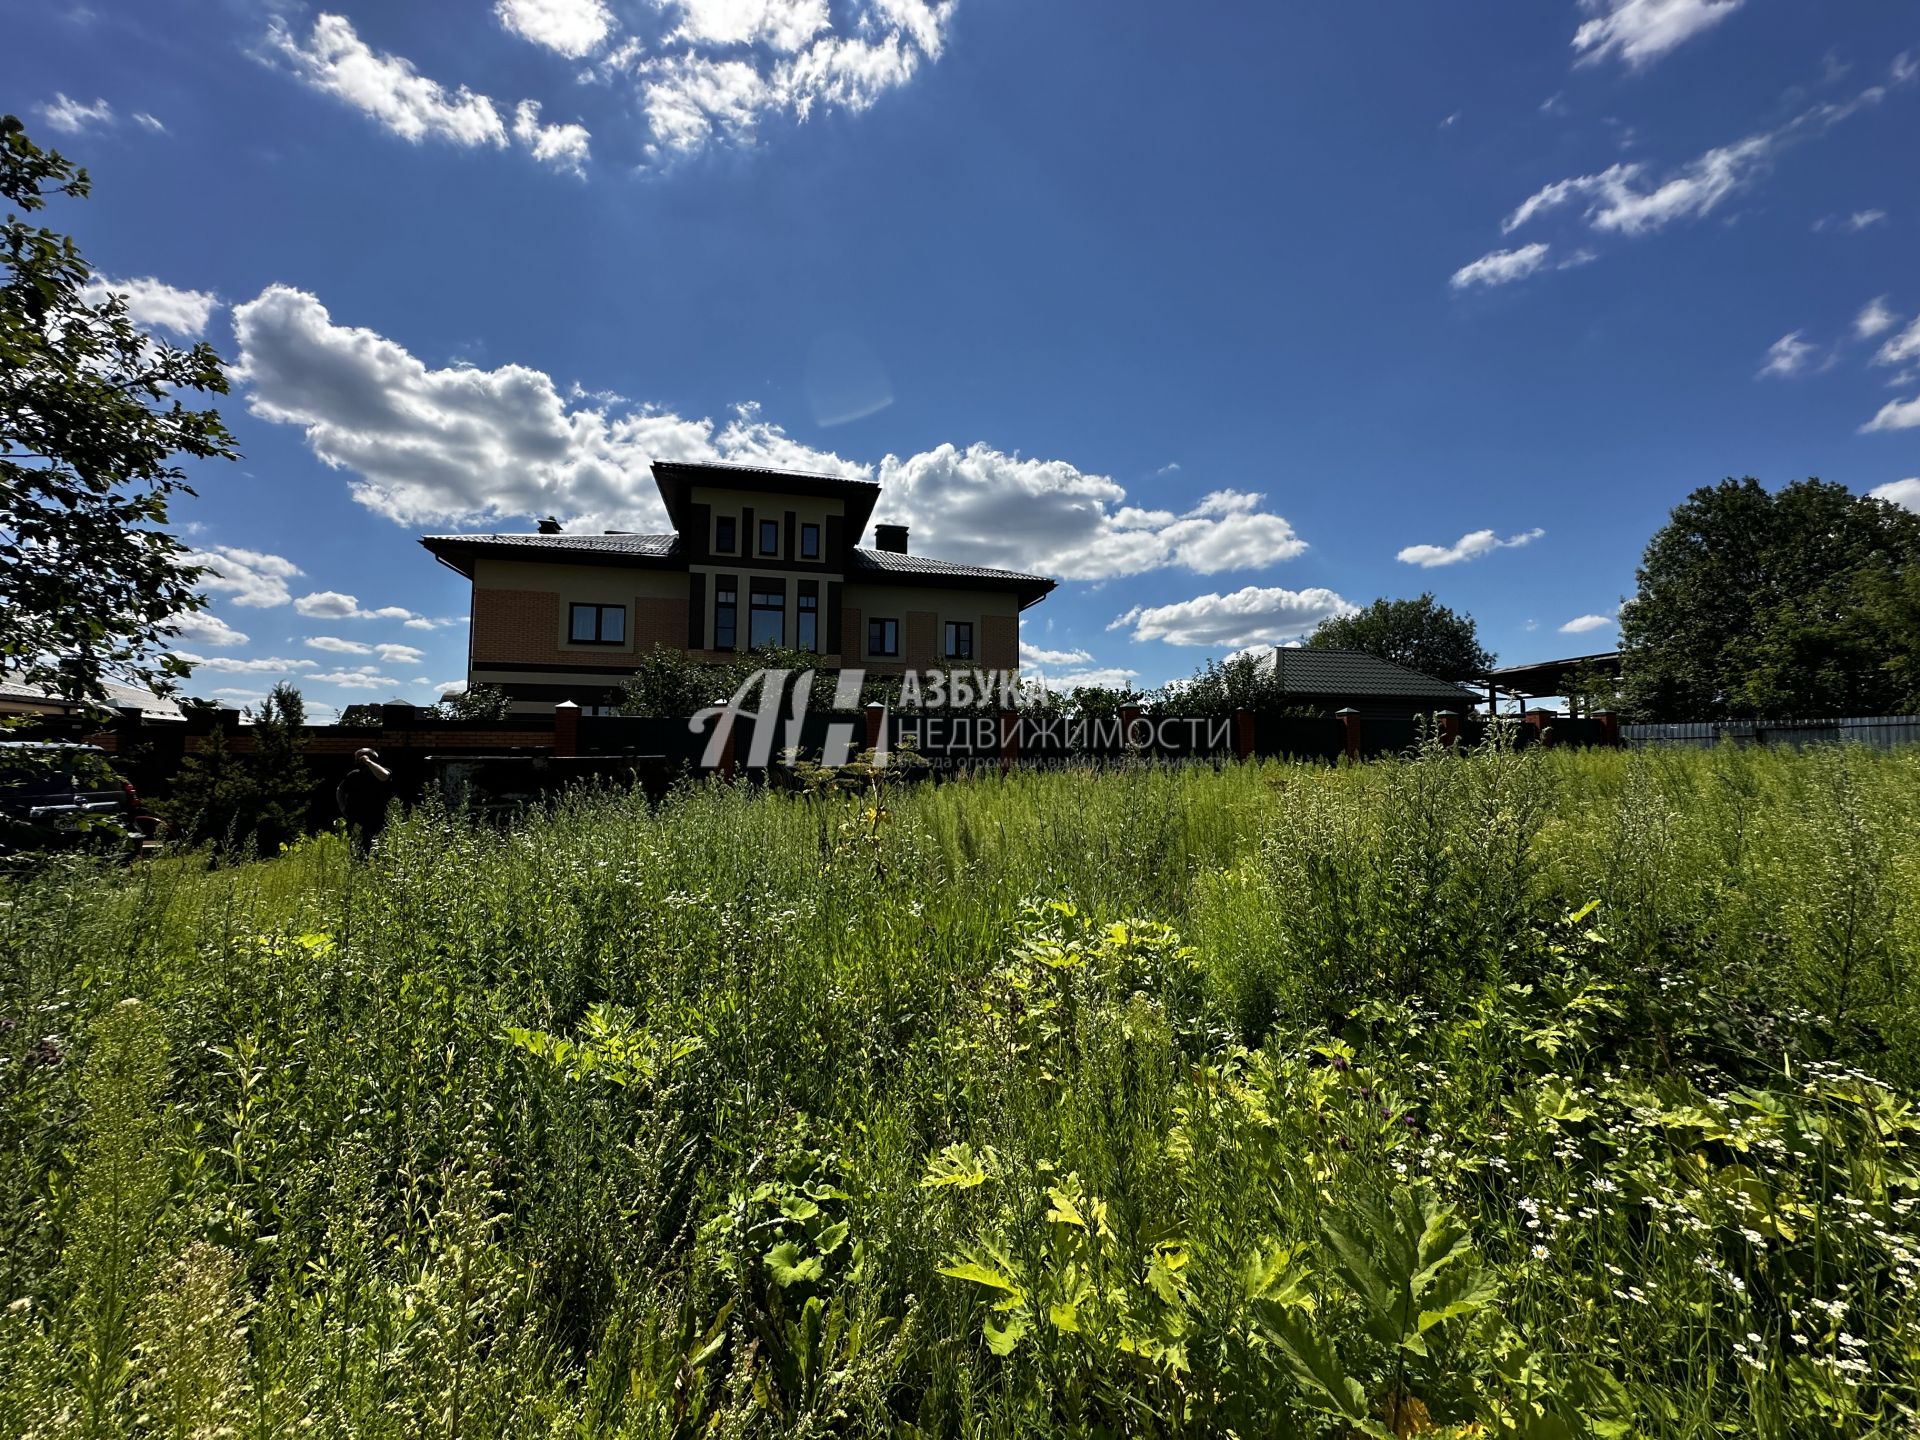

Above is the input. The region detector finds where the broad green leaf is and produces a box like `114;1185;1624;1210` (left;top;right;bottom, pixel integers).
764;1241;824;1288
983;1313;1027;1355
1261;1306;1384;1435
937;1260;1024;1298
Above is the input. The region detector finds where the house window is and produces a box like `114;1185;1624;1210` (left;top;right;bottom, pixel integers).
759;519;779;556
749;582;784;648
945;621;973;660
868;617;899;657
797;593;818;652
801;523;821;560
569;603;625;645
714;584;737;650
715;516;737;554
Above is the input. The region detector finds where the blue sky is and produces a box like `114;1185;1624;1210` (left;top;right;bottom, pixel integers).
8;0;1919;712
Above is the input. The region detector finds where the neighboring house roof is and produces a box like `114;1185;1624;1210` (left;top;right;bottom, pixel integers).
421;532;683;577
1262;648;1474;702
1487;651;1621;696
652;460;882;538
848;547;1055;608
0;672;186;721
420;531;1057;607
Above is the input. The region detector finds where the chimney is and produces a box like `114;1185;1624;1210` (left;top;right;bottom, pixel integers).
874;523;909;554
537;516;563;535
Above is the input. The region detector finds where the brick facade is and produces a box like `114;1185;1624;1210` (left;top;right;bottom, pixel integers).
632;596;689;653
906;610;937;670
472;588;563;665
982;614;1017;670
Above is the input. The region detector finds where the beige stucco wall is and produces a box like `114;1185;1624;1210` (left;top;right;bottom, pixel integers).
841;583;1021;667
468;557;688;667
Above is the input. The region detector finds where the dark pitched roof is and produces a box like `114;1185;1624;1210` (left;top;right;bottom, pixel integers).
848;547;1055;606
1265;648;1474;701
651;460;882;538
421;532;682;576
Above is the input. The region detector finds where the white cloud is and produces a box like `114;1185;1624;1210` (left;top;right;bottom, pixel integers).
1868;478;1920;512
1021;666;1143;694
166;611;250;648
1857;296;1900;340
663;0;830;52
1861;394;1920;432
1020;641;1094;667
874;448;1308;580
376;643;425;665
1757;331;1817;379
1503;138;1771;237
310;666;402;690
403;614;465;631
37;94;113;134
1873;314;1920;368
292;590;418;621
132;111;166;133
1109;587;1358;648
80;275;219;338
1450;243;1552;290
1559;613;1615;634
305;636;373;655
620;0;956;159
186;547;304;608
1499;61;1909;253
512;101;591;174
1571;0;1744;70
1396;527;1544;568
266;13;508;148
1847;209;1888;231
210;688;267;701
173;653;319;675
495;0;613;57
234;285;1310;580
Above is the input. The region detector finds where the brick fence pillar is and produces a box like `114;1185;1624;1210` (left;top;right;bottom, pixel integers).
1436;709;1462;750
864;701;886;754
998;708;1019;774
1524;708;1553;748
553;700;580;758
1334;707;1362;762
1118;704;1144;754
1594;710;1621;747
1233;708;1255;761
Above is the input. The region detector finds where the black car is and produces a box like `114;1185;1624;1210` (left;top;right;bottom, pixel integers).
0;741;150;859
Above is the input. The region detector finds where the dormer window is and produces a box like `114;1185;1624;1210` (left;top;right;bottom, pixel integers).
759;519;779;556
715;516;737;553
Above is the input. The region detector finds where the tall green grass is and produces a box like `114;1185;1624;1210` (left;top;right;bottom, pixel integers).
2;742;1917;1436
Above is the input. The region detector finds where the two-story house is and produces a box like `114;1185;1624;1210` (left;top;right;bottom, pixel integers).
421;460;1056;714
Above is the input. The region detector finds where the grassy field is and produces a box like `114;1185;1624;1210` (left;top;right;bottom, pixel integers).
3;741;1919;1437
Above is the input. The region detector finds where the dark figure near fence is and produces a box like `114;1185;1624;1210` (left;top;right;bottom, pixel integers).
335;748;393;851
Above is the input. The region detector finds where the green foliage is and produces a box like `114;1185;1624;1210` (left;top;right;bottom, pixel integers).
159;683;313;855
435;683;513;721
0;116;239;712
1;747;1918;1436
1307;592;1496;683
1620;477;1920;720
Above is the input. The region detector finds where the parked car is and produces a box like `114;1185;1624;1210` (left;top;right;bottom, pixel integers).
0;741;151;860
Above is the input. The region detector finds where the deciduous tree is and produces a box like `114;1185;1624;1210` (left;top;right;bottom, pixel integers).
1;117;237;711
1619;478;1920;720
1305;594;1493;683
